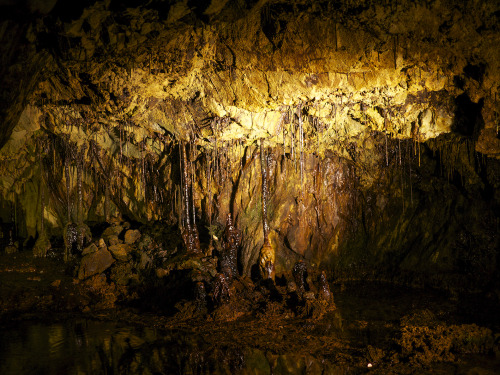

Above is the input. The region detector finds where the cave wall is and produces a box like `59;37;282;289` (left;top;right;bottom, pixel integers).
0;0;499;288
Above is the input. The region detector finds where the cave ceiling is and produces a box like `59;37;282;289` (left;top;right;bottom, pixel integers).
1;0;499;159
0;0;499;267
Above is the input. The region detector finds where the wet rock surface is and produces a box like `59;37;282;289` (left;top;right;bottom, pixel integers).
0;0;499;373
0;245;499;374
0;0;497;290
78;245;114;280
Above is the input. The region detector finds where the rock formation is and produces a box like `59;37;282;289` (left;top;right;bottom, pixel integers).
0;0;498;291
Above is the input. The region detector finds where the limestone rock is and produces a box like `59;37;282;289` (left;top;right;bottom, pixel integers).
124;229;141;244
108;243;131;262
102;225;123;242
33;233;51;258
82;243;98;256
78;247;114;280
110;263;134;286
108;235;121;246
5;244;18;254
139;252;152;270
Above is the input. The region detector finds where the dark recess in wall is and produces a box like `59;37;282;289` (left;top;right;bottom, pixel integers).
51;0;97;22
452;93;484;138
463;63;486;83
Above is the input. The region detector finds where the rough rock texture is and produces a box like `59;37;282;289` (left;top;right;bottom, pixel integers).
0;0;499;288
124;229;141;244
78;246;114;279
108;243;131;262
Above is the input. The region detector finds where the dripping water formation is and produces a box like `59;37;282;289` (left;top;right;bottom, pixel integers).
0;0;499;374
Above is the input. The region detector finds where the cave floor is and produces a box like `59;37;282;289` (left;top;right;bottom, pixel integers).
0;251;499;374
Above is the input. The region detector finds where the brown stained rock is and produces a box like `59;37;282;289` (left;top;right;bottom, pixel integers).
33;233;51;258
102;225;123;242
258;237;275;281
220;213;241;279
110;263;133;286
82;243;98;256
5;245;18;254
108;235;121;246
81;273;122;310
139;252;152;270
317;271;333;303
78;247;115;280
156;268;168;278
124;229;141;244
398;324;494;365
108;244;131;262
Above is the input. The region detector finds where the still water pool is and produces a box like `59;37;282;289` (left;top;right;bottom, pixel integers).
0;319;163;374
0;284;498;374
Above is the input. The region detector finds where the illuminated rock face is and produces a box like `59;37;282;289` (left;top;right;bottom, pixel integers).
0;0;499;287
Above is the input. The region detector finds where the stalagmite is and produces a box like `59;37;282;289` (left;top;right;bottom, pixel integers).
293;260;308;297
220;213;241;279
317;271;332;303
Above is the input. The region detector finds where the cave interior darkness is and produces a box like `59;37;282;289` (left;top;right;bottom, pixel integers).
0;0;499;374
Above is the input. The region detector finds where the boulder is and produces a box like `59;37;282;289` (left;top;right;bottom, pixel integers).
82;243;98;256
33;233;51;257
110;263;134;285
139;252;152;269
5;244;18;254
124;229;141;244
102;225;123;242
78;247;114;280
108;235;121;246
108;243;131;262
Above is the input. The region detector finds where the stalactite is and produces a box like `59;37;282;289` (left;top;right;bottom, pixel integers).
119;122;123;162
13;193;17;238
141;140;146;200
190;139;196;227
282;110;287;176
64;154;71;223
290;109;295;164
393;34;398;70
260;139;270;240
400;139;405;213
206;152;212;245
418;135;421;167
399;137;402;165
181;140;200;254
40;167;45;235
408;140;413;205
76;145;85;224
258;139;275;285
384;112;389;167
298;101;304;191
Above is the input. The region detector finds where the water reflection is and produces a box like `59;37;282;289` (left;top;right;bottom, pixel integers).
1;284;497;374
0;316;347;375
0;319;159;375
